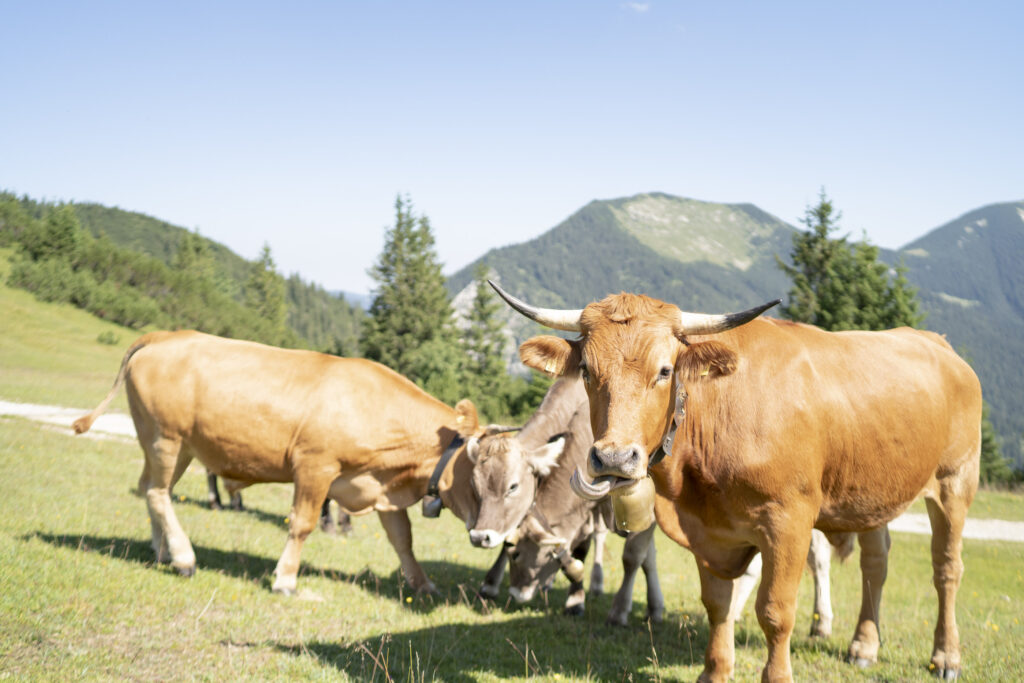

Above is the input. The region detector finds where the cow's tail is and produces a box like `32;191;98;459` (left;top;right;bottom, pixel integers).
72;338;148;434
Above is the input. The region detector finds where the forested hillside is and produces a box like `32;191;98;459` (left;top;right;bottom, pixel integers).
450;193;1024;467
0;192;362;353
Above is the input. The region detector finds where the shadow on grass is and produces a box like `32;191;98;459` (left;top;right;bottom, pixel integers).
24;531;512;613
271;609;711;682
172;493;290;529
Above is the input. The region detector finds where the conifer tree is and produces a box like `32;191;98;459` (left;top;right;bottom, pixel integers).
460;264;514;420
979;401;1012;485
778;189;924;331
245;243;289;344
361;196;462;399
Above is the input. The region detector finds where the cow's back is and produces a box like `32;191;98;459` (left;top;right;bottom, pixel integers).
684;319;982;532
125;331;458;484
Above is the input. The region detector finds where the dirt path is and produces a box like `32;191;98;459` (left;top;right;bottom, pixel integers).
5;399;1024;543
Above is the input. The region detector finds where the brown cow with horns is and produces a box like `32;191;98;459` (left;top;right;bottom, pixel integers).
490;281;981;682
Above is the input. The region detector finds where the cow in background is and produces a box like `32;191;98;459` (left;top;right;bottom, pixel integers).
495;282;980;681
74;330;482;595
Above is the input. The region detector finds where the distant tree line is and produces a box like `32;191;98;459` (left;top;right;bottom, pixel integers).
0;192;361;353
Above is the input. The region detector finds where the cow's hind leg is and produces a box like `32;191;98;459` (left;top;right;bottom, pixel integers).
727;551;761;622
807;529;835;638
379;509;436;594
847;526;891;667
925;474;973;680
479;544;509;599
272;475;331;595
142;436;196;576
319;498;335;533
207;471;224;510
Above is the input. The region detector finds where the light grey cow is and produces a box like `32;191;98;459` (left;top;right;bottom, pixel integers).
466;376;663;621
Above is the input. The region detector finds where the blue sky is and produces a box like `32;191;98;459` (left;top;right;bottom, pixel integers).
3;1;1021;295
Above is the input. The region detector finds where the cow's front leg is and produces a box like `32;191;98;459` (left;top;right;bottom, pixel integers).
273;477;331;595
479;544;509;599
590;511;608;595
379;509;436;593
641;526;664;623
847;526;890;667
564;542;590;616
755;530;813;683
696;560;736;683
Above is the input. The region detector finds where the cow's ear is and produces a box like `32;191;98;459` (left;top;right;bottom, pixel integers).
519;336;580;377
678;341;739;381
527;436;566;476
454;399;480;437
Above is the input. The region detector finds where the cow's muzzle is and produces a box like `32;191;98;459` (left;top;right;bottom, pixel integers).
588;444;646;480
469;528;506;549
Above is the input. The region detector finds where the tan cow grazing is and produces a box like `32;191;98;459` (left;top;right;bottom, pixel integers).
491;282;981;682
73;330;480;595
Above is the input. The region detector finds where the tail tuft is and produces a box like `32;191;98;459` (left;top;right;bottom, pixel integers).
72;415;94;434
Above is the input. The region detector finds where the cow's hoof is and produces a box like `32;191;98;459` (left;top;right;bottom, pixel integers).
175;564;196;578
477;584;500;600
809;623;832;638
850;657;873;669
647;608;664;624
273;586;295;597
564;603;585;617
931;664;959;680
605;613;628;627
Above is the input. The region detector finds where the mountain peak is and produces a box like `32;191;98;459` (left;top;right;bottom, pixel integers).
604;193;792;271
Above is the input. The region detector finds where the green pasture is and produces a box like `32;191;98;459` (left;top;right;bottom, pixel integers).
3;250;1024;680
2;418;1023;681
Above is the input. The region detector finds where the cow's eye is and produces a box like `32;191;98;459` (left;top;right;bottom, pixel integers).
508;482;519;495
658;366;673;381
579;363;590;383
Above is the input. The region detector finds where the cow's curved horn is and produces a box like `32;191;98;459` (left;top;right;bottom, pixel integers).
675;299;781;336
488;280;583;333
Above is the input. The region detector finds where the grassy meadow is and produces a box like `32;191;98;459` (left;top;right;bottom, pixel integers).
2;255;1024;680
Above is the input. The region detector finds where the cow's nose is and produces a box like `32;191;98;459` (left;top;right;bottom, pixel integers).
469;529;502;548
589;444;644;477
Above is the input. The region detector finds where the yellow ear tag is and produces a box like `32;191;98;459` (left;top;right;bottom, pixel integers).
700;366;710;377
544;360;557;375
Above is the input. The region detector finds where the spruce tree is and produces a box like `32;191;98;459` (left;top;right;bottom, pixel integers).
361;196;463;400
979;401;1012;485
244;243;289;345
460;264;513;420
778;189;924;331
